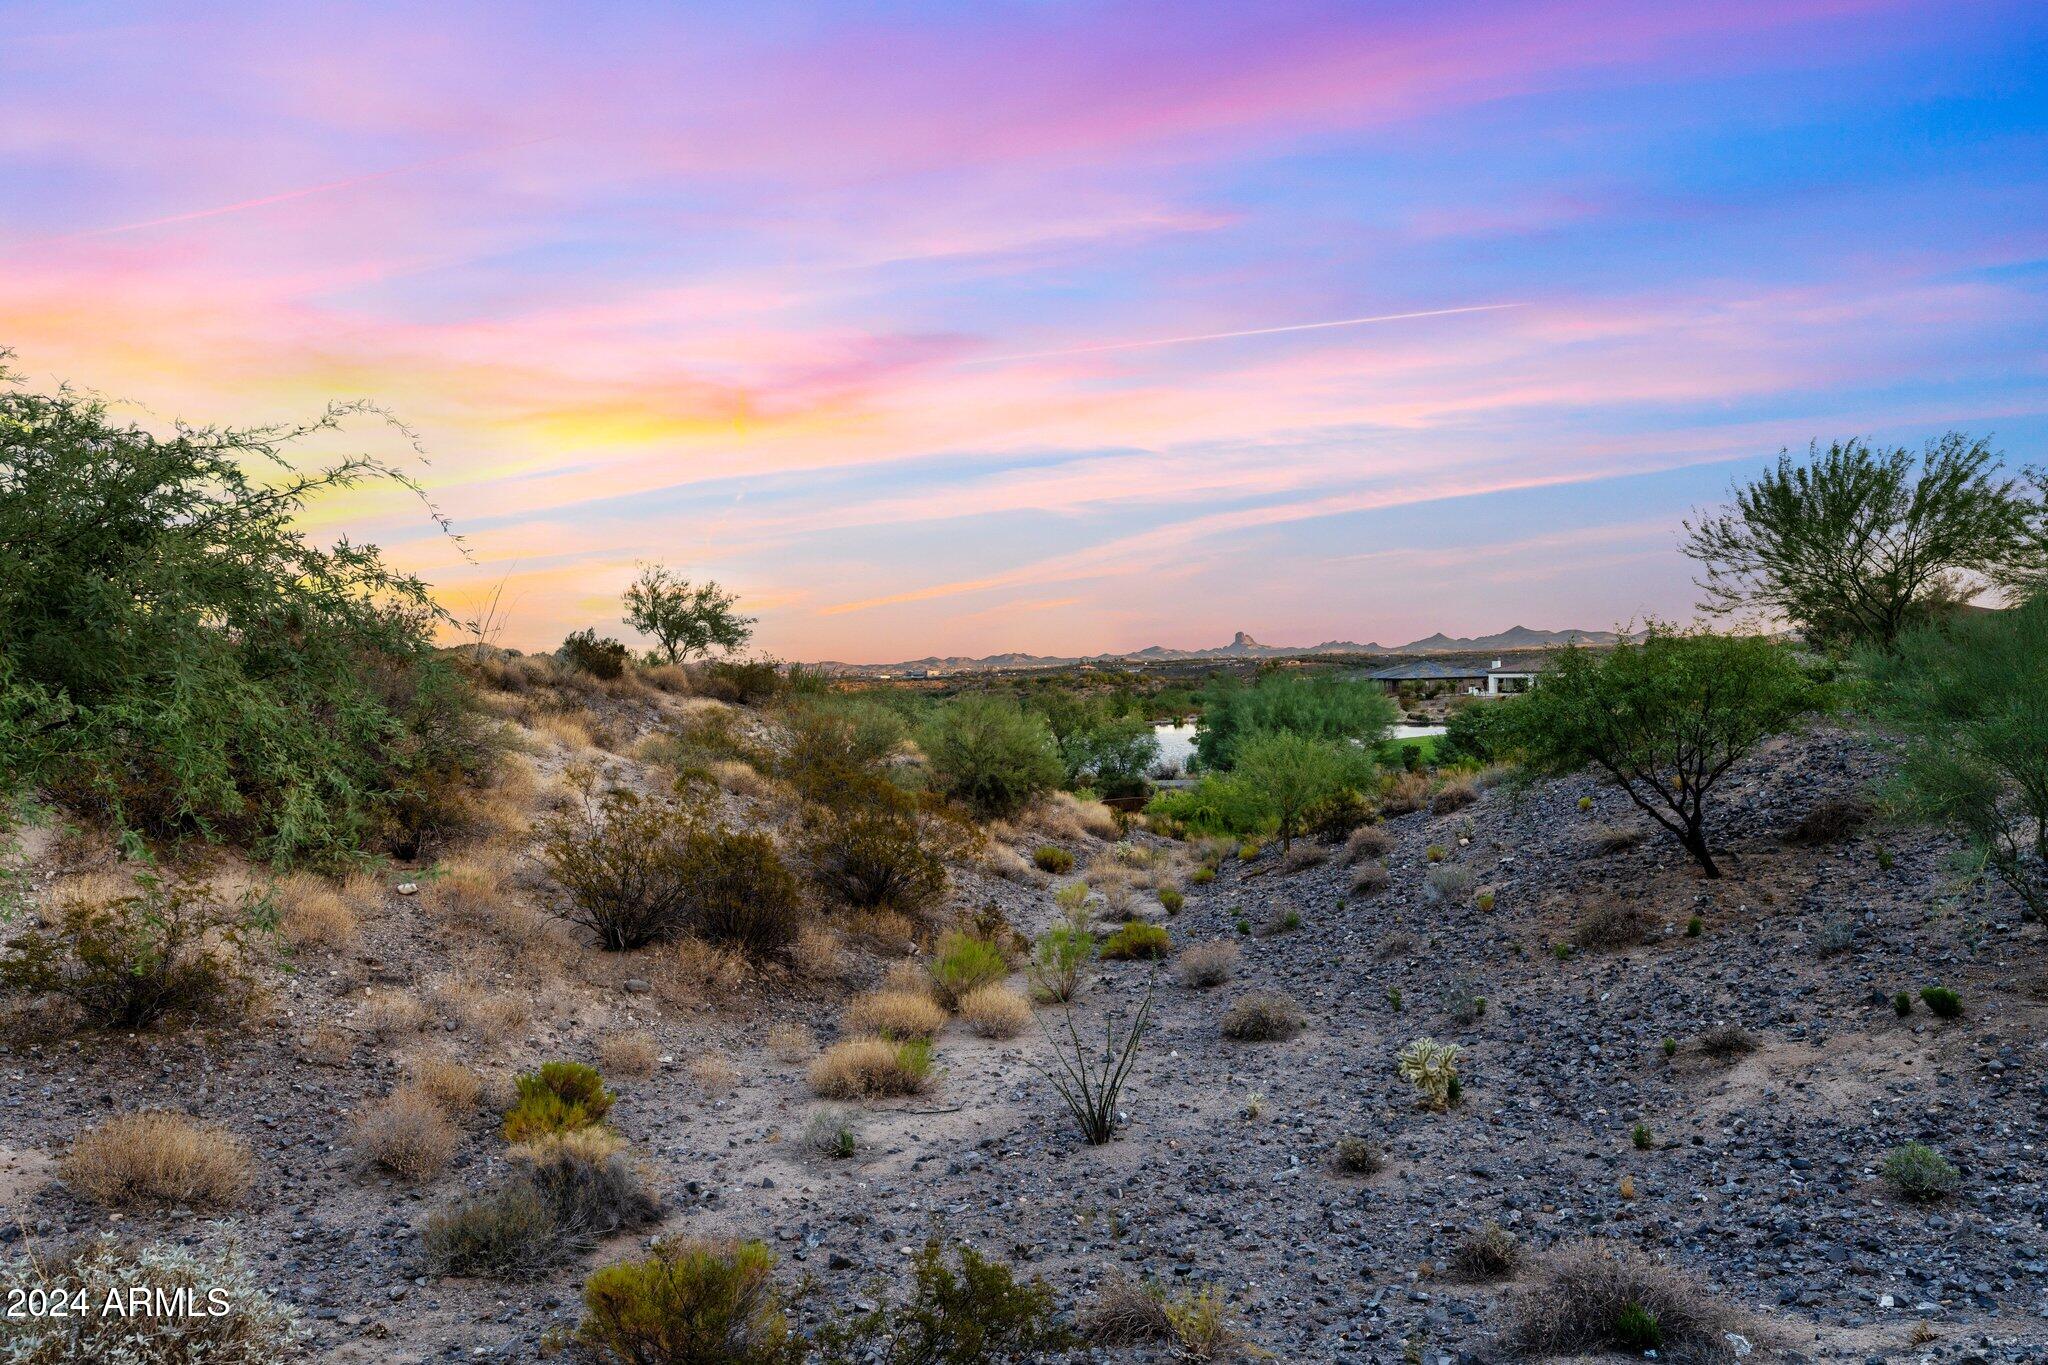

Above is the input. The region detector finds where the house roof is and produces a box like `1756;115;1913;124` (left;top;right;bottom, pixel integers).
1364;660;1488;681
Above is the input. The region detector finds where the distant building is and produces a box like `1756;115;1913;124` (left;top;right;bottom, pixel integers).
1365;657;1550;696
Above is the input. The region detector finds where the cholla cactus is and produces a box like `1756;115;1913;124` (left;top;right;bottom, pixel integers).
1397;1037;1464;1110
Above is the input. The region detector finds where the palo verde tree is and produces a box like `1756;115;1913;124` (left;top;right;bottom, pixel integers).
1864;597;2048;922
1498;625;1824;877
1681;433;2043;652
0;350;493;865
622;563;755;664
1193;671;1396;771
1229;730;1375;851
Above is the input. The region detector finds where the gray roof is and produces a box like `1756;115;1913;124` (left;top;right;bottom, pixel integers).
1364;660;1489;682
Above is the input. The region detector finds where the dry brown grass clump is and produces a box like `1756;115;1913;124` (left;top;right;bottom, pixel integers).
431;979;533;1036
532;712;596;752
422;847;514;929
63;1112;252;1209
1273;843;1326;875
406;1057;487;1115
1341;825;1393;864
598;1029;661;1078
689;1052;740;1097
271;872;358;950
1176;940;1239;989
1571;900;1657;950
1085;1276;1173;1345
1021;791;1120;842
844;989;948;1040
1349;861;1390;897
1451;1221;1523;1280
1220;993;1304;1042
807;1037;932;1099
358;988;428;1037
1430;776;1479;814
656;939;755;1006
354;1086;461;1180
1511;1239;1752;1362
1697;1024;1758;1061
1785;795;1874;845
710;759;786;802
1586;823;1649;855
791;925;847;982
1379;771;1433;815
956;983;1032;1038
766;1023;814;1062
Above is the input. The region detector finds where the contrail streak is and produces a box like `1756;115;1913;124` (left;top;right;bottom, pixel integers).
963;302;1525;365
11;136;555;249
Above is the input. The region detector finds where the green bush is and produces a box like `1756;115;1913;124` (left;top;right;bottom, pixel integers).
922;696;1062;818
1034;693;1158;797
558;628;631;679
1866;596;2048;922
541;782;805;954
1027;924;1094;1003
821;1238;1069;1364
0;875;264;1030
1157;886;1184;914
0;359;495;866
1192;673;1395;771
1146;731;1374;847
801;802;952;914
1881;1141;1961;1201
579;1239;801;1365
929;931;1008;1006
1100;922;1171;961
1498;624;1824;877
504;1062;615;1143
1032;845;1075;873
1919;985;1962;1018
700;657;785;705
772;696;911;807
1893;991;1913;1017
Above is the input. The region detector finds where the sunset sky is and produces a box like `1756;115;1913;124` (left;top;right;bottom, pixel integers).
4;1;2045;661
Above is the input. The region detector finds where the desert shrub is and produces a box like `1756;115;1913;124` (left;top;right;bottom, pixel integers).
1920;985;1962;1018
1881;1141;1961;1201
1866;597;2048;920
821;1238;1069;1364
1221;993;1303;1041
1697;1024;1757;1060
504;1062;615;1143
1332;1136;1383;1176
958;984;1032;1039
1032;989;1152;1145
844;989;948;1040
0;875;263;1030
1158;1286;1250;1362
1031;845;1074;873
1100;921;1171;961
1786;795;1874;845
1423;863;1476;906
700;657;785;705
1189;865;1216;885
1342;825;1393;863
559;628;630;680
1378;769;1433;816
1451;1222;1522;1280
1512;1239;1748;1361
542;782;804;954
1350;861;1390;896
1229;731;1377;850
271;871;357;950
355;1087;461;1180
1431;776;1479;814
1027;924;1094;1003
0;1235;299;1363
1397;1037;1463;1109
929;931;1008;1006
1085;1275;1174;1345
1157;885;1185;914
1817;916;1857;954
770;695;909;805
1572;899;1656;950
0;363;496;867
424;1181;559;1278
1274;842;1327;875
1193;673;1396;771
802;803;951;914
1587;823;1649;855
805;1108;861;1159
1177;940;1238;989
808;1037;932;1099
1303;787;1374;842
1893;991;1914;1017
922;696;1062;819
1082;1278;1245;1360
523;1132;663;1239
597;1030;661;1078
1499;625;1823;877
579;1239;801;1365
1439;978;1487;1026
62;1111;251;1209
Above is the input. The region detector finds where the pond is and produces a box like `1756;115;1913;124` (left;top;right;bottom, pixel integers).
1149;720;1445;775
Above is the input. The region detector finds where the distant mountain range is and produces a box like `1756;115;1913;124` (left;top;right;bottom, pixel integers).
815;625;1631;675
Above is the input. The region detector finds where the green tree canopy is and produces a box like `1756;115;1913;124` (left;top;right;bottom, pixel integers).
1864;598;2048;922
1194;672;1395;770
1498;626;1824;877
1681;433;2044;652
623;563;755;663
921;695;1062;819
1229;730;1376;850
0;353;492;864
1033;692;1158;794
